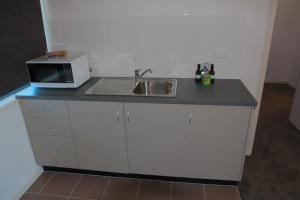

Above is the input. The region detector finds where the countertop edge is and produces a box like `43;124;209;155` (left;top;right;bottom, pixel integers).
15;78;258;107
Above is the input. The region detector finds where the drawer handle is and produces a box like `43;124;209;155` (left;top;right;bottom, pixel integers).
56;159;64;162
52;143;59;147
41;125;53;130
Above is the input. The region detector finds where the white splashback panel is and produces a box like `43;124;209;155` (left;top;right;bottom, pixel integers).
48;15;245;78
44;0;272;95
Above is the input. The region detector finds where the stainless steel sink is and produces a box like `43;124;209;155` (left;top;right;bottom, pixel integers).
85;78;177;97
133;80;177;97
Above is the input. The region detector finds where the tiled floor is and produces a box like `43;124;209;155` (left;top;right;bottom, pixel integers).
21;171;241;200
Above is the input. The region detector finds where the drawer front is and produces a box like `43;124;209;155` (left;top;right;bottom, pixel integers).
26;117;72;136
31;135;75;153
35;151;78;168
20;100;68;118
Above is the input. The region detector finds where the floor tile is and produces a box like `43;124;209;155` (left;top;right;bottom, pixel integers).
27;172;53;193
205;185;240;200
20;193;37;200
103;177;139;200
40;173;80;196
35;195;67;200
171;182;205;200
136;180;171;200
70;175;109;199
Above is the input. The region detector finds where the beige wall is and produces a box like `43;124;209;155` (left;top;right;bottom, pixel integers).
266;0;300;87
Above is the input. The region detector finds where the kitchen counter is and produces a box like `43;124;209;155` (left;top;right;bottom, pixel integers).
16;77;257;107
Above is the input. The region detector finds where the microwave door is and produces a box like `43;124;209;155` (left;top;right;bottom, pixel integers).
27;63;73;83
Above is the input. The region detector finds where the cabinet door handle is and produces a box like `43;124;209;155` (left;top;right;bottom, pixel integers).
126;110;131;122
188;112;192;125
116;111;121;122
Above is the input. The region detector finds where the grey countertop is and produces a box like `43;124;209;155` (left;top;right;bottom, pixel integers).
15;77;257;107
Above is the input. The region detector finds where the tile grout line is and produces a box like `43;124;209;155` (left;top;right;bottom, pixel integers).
100;176;111;200
34;172;95;200
31;172;56;200
67;174;83;200
36;193;96;200
26;192;38;195
134;180;141;200
203;184;207;200
169;182;173;200
37;193;73;198
38;172;55;194
236;186;242;200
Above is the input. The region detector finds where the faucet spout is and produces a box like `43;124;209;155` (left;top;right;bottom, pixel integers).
140;69;152;77
135;68;153;83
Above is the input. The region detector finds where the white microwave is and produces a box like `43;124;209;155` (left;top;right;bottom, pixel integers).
26;53;90;88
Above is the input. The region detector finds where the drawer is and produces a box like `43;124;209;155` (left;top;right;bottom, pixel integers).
31;135;76;153
20;100;68;118
35;151;78;168
25;117;72;136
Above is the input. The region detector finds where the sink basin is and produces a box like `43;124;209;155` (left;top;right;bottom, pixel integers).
133;80;177;97
85;78;177;97
85;78;135;95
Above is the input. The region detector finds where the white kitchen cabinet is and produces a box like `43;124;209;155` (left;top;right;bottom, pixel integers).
124;103;186;177
35;151;78;168
20;99;252;181
67;101;128;173
20;99;78;168
25;117;72;136
20;99;72;136
30;135;76;153
183;105;251;181
20;99;69;118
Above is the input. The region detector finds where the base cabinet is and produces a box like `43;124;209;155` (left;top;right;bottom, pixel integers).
124;103;185;177
183;105;251;181
20;99;79;168
20;100;252;181
67;101;128;173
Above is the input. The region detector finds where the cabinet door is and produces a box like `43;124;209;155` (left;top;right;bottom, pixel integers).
124;103;185;177
183;105;251;181
67;101;128;173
